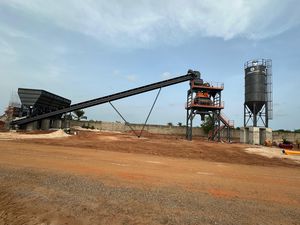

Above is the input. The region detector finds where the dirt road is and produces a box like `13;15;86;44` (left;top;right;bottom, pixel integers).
0;132;299;224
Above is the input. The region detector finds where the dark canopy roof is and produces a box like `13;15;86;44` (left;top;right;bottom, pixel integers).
18;88;71;109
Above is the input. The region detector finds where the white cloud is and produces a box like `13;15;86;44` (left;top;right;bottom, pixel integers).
1;0;299;47
0;39;15;55
52;46;68;55
112;70;120;76
125;75;137;82
161;72;172;80
111;70;137;82
0;39;17;63
0;25;32;39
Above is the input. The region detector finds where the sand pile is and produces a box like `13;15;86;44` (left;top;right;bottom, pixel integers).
72;126;122;133
72;126;101;132
0;129;70;140
245;146;300;164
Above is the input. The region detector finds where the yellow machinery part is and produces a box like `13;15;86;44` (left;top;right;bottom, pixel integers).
282;149;300;155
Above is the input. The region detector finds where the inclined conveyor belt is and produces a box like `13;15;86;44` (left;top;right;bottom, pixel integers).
11;71;197;126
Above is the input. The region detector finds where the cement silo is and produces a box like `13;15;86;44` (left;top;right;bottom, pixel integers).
244;59;272;127
241;59;273;145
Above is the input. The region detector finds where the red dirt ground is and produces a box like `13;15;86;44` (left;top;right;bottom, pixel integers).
0;131;299;224
20;130;299;167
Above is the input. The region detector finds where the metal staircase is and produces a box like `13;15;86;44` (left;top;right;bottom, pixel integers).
208;113;234;141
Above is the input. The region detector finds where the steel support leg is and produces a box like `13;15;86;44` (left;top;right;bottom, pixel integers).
139;88;161;138
109;101;139;137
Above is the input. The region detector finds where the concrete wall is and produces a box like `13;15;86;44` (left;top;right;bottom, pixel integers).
70;120;206;136
273;131;300;143
70;120;243;140
69;120;300;144
70;120;242;139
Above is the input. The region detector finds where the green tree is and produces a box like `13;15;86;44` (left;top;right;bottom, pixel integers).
201;116;214;134
62;114;73;120
72;110;87;121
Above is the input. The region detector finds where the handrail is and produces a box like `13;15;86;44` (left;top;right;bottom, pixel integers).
219;112;234;127
191;80;224;89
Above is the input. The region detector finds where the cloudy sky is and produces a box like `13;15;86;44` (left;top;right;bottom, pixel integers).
0;0;300;130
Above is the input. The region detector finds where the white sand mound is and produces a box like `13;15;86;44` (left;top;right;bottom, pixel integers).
72;126;122;133
72;126;100;132
245;146;300;164
0;129;70;140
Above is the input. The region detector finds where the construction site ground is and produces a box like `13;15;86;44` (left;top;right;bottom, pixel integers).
0;130;299;225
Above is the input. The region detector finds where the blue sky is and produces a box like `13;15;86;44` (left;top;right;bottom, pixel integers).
0;0;300;130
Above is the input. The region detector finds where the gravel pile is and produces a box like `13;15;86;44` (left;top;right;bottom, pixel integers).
0;167;299;225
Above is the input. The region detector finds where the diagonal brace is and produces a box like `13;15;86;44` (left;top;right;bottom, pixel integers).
138;88;161;138
109;101;139;137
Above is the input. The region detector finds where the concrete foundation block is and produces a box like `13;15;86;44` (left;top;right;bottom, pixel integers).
41;119;50;130
249;127;260;145
52;120;62;129
265;128;273;141
240;127;249;143
26;121;38;131
259;128;273;145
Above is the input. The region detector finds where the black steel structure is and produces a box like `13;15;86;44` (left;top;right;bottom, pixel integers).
11;70;199;128
18;88;71;118
186;76;234;141
244;59;272;127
